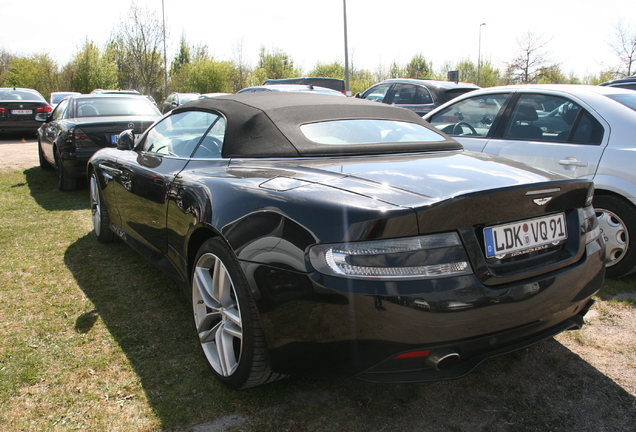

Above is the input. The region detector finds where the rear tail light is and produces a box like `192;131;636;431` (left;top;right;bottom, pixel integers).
66;127;95;149
36;105;52;113
0;107;6;114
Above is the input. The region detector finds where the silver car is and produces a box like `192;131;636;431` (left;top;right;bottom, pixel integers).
424;84;636;278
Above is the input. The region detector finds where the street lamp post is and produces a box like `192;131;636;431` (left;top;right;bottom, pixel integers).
343;0;350;95
477;23;486;86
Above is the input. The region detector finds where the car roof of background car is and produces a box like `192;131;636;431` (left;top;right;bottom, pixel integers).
238;84;345;95
381;78;481;90
450;83;635;96
599;76;636;86
178;92;460;158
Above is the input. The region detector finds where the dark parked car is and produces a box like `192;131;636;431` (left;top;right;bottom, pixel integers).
37;94;161;191
599;76;636;91
263;77;346;94
0;87;52;135
423;84;636;278
162;92;201;113
237;84;345;96
50;91;81;109
88;93;604;389
356;79;480;115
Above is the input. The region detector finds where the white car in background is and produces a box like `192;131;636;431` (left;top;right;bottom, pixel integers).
424;84;636;278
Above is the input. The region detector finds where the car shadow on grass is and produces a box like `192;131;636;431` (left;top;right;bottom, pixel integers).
24;166;89;211
65;233;636;432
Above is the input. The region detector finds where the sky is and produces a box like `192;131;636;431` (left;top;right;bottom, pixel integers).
1;0;634;80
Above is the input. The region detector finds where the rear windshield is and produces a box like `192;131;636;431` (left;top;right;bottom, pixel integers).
606;93;636;112
0;89;44;101
300;119;446;145
76;97;159;117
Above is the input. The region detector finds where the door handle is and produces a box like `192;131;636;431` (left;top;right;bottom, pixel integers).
559;158;588;167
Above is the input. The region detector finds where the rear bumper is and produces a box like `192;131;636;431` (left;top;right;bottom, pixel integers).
0;119;40;133
245;237;604;381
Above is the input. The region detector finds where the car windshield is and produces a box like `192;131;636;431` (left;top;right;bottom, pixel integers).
300;119;446;145
0;89;44;101
76;97;159;117
605;93;636;112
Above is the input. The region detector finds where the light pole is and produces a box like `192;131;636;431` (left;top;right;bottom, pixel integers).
343;0;350;95
477;23;486;86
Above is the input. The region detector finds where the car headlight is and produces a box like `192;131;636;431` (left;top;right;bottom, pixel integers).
582;205;600;244
309;233;473;280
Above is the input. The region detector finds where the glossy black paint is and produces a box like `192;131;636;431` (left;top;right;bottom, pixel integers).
37;94;160;179
0;87;51;134
87;94;605;382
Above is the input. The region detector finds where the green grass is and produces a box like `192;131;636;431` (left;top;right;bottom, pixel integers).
1;167;635;432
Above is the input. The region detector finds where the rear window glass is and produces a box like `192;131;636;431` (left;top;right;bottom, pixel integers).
300;119;446;145
606;93;636;112
77;97;159;117
0;89;44;101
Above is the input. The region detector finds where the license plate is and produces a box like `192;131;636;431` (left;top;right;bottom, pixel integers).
11;109;32;115
484;213;567;258
110;134;119;144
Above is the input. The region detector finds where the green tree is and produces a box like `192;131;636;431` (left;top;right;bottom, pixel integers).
254;46;299;80
70;40;118;94
184;59;233;94
4;53;58;100
309;61;345;78
405;54;433;79
0;48;16;85
171;33;191;76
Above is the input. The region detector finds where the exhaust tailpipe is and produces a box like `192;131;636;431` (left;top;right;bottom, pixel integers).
425;348;460;370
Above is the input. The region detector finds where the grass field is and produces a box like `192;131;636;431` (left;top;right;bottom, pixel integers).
1;167;635;432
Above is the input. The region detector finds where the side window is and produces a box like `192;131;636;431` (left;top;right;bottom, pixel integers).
504;94;603;145
142;110;218;157
52;99;68;120
428;93;508;137
362;83;391;102
391;84;417;104
414;86;433;104
192;117;226;158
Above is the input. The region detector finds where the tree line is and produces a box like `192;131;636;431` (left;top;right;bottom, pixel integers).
1;5;634;104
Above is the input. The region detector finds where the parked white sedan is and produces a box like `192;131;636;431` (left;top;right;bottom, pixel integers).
424;84;636;278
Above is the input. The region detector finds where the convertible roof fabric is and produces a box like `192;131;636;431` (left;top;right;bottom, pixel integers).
178;92;461;158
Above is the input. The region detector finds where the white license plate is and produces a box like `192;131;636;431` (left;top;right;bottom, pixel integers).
484;213;567;258
11;109;32;115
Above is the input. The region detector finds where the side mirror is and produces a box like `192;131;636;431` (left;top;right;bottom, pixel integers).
354;93;362;98
35;112;50;122
117;129;135;150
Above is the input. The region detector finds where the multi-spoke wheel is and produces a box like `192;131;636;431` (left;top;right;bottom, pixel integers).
89;172;116;243
594;195;636;278
191;238;283;389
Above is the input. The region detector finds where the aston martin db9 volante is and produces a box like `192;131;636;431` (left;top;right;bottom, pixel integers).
37;94;161;191
87;93;604;389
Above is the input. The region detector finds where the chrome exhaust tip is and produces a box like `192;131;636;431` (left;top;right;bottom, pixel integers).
425;348;460;370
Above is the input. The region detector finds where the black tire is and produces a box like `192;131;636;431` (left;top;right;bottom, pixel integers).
191;238;284;389
594;195;636;278
38;141;53;170
55;150;76;191
89;171;116;243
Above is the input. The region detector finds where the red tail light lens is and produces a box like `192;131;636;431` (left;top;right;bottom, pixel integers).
67;127;94;149
36;105;53;113
394;350;431;359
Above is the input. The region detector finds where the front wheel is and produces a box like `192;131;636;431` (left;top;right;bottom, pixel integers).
594;195;636;278
191;238;283;389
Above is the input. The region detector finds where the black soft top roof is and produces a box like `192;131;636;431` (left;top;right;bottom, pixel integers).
177;92;461;158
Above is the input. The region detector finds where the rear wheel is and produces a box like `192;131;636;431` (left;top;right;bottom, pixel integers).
594;195;636;278
191;238;283;389
55;150;76;191
89;172;116;243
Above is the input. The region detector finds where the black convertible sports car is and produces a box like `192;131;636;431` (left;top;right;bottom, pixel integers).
88;93;605;389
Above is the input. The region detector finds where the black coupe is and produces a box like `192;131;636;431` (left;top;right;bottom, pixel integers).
88;93;605;389
37;94;161;191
